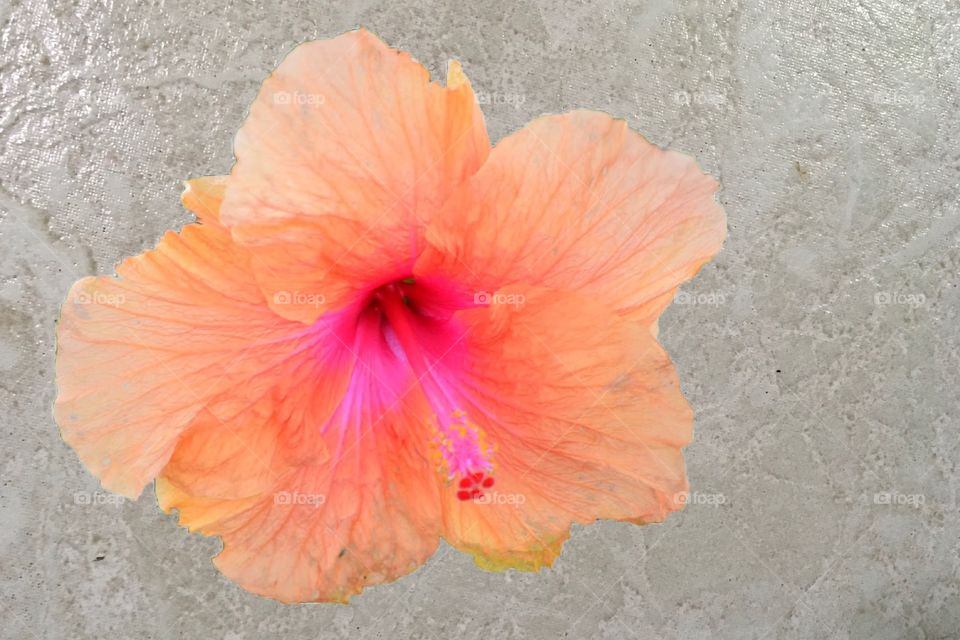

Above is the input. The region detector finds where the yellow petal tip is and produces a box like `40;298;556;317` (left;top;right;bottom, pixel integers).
447;60;468;89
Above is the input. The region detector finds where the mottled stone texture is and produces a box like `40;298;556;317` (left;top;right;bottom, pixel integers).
1;0;958;638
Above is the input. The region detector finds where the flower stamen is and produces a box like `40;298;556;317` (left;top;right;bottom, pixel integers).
378;283;496;500
427;410;495;500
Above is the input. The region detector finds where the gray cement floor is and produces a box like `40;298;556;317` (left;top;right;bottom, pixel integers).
2;0;959;638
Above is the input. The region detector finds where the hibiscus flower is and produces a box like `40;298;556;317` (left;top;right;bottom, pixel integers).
55;28;726;603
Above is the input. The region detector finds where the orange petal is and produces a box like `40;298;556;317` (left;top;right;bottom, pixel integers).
181;175;228;224
54;189;310;498
158;392;330;506
221;29;490;323
419;110;726;330
157;348;441;603
437;286;691;570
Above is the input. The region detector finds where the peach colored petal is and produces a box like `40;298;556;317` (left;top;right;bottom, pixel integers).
221;28;490;323
158;396;321;505
181;175;228;224
418;110;726;331
157;325;442;603
54;190;321;498
435;286;691;570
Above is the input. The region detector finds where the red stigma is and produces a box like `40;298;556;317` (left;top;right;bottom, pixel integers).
455;470;495;501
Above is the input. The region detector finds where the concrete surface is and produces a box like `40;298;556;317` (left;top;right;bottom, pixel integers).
1;0;959;638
